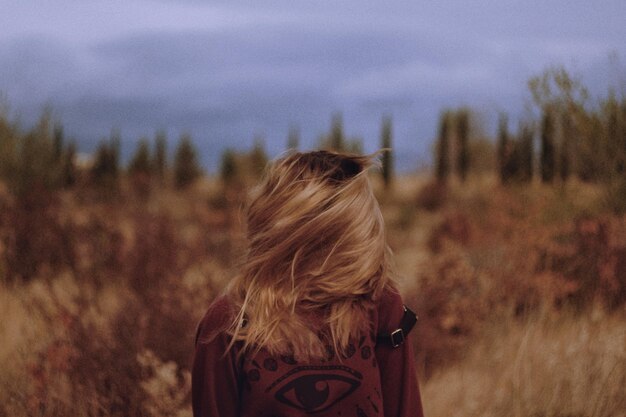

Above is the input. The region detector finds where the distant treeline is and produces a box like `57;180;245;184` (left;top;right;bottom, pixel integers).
0;106;396;197
0;111;205;196
1;65;625;201
434;67;626;188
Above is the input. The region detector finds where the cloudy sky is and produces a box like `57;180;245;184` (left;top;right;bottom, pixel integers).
1;0;625;171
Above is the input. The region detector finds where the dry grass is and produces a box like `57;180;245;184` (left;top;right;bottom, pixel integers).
0;174;624;416
422;306;626;417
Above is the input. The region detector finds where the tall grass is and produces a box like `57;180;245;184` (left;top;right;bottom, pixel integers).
0;173;624;416
422;306;626;417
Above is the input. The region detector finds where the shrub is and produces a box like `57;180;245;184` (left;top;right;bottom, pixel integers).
427;210;472;253
548;215;626;309
410;246;488;378
72;212;125;287
415;181;447;211
1;192;76;283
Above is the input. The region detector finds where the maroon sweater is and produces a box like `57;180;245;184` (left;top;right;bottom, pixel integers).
192;288;424;417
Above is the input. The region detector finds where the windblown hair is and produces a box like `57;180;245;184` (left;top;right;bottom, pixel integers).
225;150;395;360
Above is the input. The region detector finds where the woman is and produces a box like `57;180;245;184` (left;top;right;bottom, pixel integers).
192;150;424;417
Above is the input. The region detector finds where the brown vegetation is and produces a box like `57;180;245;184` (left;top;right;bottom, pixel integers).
0;64;624;414
1;173;623;417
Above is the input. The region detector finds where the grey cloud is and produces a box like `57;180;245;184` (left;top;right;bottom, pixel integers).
87;23;499;109
1;0;625;172
0;36;79;106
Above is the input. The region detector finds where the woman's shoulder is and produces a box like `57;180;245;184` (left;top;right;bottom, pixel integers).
374;285;406;334
194;294;238;346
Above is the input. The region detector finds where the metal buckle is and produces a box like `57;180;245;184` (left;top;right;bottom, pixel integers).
390;328;405;347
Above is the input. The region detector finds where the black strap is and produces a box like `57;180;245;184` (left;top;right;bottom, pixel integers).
376;305;417;348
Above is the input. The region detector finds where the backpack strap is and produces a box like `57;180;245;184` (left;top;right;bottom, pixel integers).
376;305;417;348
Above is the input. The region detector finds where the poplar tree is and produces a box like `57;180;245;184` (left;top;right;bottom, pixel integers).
435;111;451;183
51;123;65;188
287;126;300;150
518;123;534;182
249;136;268;178
53;123;64;164
605;94;621;178
91;130;121;191
220;148;237;185
153;130;168;184
173;133;202;189
456;109;470;181
559;112;572;182
540;107;555;183
620;98;626;175
128;139;152;177
62;140;77;187
0;114;17;181
380;115;393;189
329;113;345;151
497;113;509;183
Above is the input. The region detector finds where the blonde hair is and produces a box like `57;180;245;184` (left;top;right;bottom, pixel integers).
225;149;395;360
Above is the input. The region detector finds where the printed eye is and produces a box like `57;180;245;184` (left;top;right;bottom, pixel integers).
272;366;361;413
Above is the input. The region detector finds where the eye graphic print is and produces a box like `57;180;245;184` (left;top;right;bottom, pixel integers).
275;374;359;412
269;366;362;413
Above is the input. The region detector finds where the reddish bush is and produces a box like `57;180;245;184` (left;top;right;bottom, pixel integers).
125;212;179;298
547;216;626;309
1;190;76;282
73;213;125;286
416;181;448;211
410;247;488;378
427;210;472;252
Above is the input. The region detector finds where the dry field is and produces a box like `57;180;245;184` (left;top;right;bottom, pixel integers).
0;174;624;417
